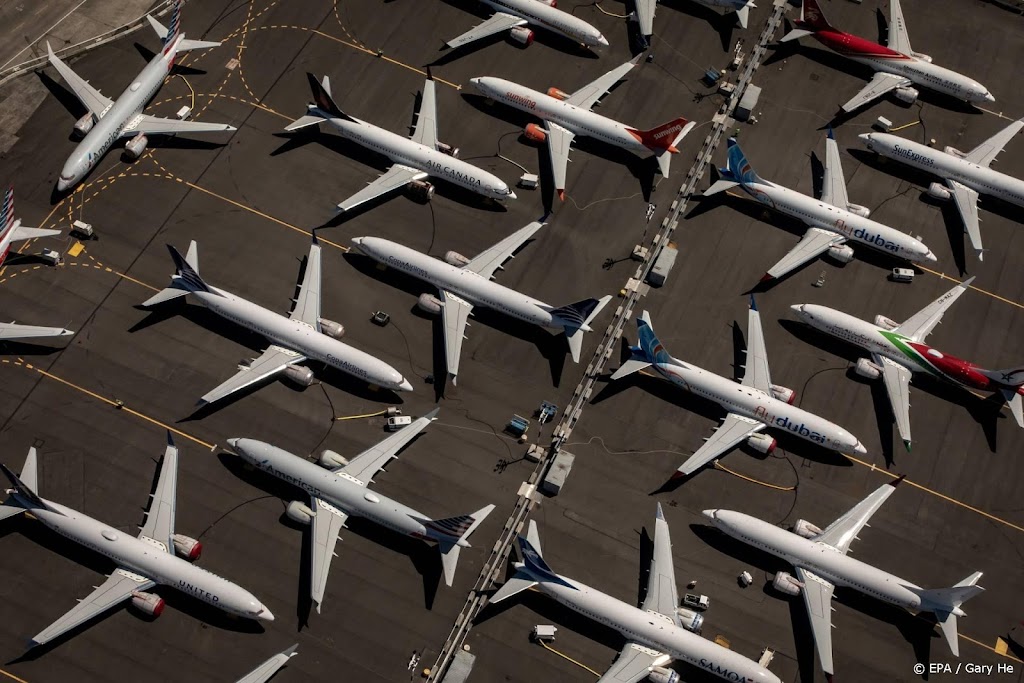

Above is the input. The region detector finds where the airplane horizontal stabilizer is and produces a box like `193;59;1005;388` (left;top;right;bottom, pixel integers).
176;38;222;51
779;28;813;43
556;295;612;363
434;503;495;586
141;285;189;307
284;115;323;133
735;4;750;30
610;358;653;381
488;571;538;604
703;179;739;196
1002;391;1024;428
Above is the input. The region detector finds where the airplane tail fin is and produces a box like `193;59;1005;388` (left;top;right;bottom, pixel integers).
511;521;576;591
912;572;984;656
141;241;212;306
548;295;612;364
631;117;694;154
147;0;222;52
978;367;1024;388
297;73;356;125
0;186;14;238
798;0;833;30
0;448;55;517
725;137;762;186
433;504;496;587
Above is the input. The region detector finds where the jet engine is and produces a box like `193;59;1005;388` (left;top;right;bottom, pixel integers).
74;113;95;137
746;433;777;455
282;365;315;387
286;500;315;525
894;86;919;105
845;203;871;218
547;87;570;101
648;667;680;683
124;133;148;160
911;52;933;63
444;251;470;267
318;318;345;339
417;293;443;314
874;315;899;330
537;0;557;6
523;123;547;143
436;142;460;158
408;180;435;203
676;607;704;633
319;449;349;469
926;182;952;201
943;146;966;159
827;243;855;264
770;383;796;405
792;519;823;539
854;357;882;380
510;26;535;46
172;534;202;561
772;571;803;596
131;590;166;617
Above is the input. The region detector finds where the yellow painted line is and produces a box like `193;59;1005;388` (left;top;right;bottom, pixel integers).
961;633;1024;663
846;455;1024;533
309;29;462;90
334;410;388;421
714;461;796;491
887;120;921;133
918;268;1024;311
538;640;601;678
32;368;214;450
0;668;28;683
114;270;160;292
182;180;349;252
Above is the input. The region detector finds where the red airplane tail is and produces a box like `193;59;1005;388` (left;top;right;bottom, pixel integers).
798;0;834;31
629;117;689;153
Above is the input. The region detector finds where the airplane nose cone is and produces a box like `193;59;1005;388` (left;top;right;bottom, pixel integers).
984;92;995;103
258;606;274;622
858;133;872;144
853;441;867;455
227;438;239;448
790;304;805;315
56;178;71;192
398;378;413;392
702;509;717;521
350;236;366;253
925;250;938;262
470;77;482;89
597;34;609;47
506;189;517;200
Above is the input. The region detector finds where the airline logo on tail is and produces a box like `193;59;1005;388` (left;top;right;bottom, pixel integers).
163;0;182;52
637;317;672;365
0;186;13;238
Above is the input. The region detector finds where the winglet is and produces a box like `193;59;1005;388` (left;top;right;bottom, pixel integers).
759;273;774;283
749;294;758;312
903;439;912;452
890;474;906;488
166;430;175;447
423;408;440;421
426;66;434;81
311;229;319;247
629;53;643;65
827;126;835;141
656;501;665;521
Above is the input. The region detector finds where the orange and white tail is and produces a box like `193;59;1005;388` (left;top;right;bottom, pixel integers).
630;117;691;153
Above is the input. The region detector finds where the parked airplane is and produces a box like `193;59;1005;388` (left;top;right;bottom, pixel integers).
228;411;494;610
0;436;273;647
285;73;514;212
471;58;693;199
792;277;1024;450
490;506;780;683
141;236;411;406
445;0;608;50
780;0;994;113
351;221;610;384
633;0;757;37
47;0;235;192
705;479;985;679
859;119;1024;260
611;300;866;480
704;134;935;282
0;187;61;266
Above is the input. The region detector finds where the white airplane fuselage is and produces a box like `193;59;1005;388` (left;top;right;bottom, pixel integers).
351;236;559;329
482;0;607;46
30;499;271;619
320;113;513;201
740;179;935;263
229;439;464;546
860;133;1024;209
58;37;181;191
706;510;930;612
470;77;650;156
653;355;865;454
523;563;781;683
193;285;410;391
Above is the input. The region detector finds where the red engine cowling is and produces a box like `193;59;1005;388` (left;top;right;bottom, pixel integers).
172;534;202;561
746;433;777;455
131;590;165;617
510;26;534;46
769;383;796;405
546;87;570;101
537;0;557;6
523;123;547;143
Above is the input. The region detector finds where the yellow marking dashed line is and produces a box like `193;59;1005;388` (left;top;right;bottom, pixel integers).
846;455;1024;534
0;668;29;683
148;92;289;120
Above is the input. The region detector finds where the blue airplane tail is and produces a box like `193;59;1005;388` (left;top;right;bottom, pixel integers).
636;312;672;365
724;138;762;186
518;534;576;590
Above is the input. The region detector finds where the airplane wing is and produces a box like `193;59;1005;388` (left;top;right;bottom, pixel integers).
337;164;428;212
336;409;439;485
544;121;575;197
0;322;73;340
464;220;545;280
821;129;851;210
740;297;772;394
893;276;974;342
411;78;439;149
235;643;299;683
440;289;474;382
46;43;113;116
840;72;912;113
566;58;638;111
793;566;837;677
814;480;899;555
677;414;767;476
945;180;984;258
876;353;913;447
764;228;845;280
885;0;913;55
137;434;177;552
444;12;528;50
640;503;682;627
199;345;307;406
634;0;656;36
121;114;235;136
289;238;321;329
9;226;61;242
964;118;1024;168
30;568;155;647
309;495;348;612
596;642;670;683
